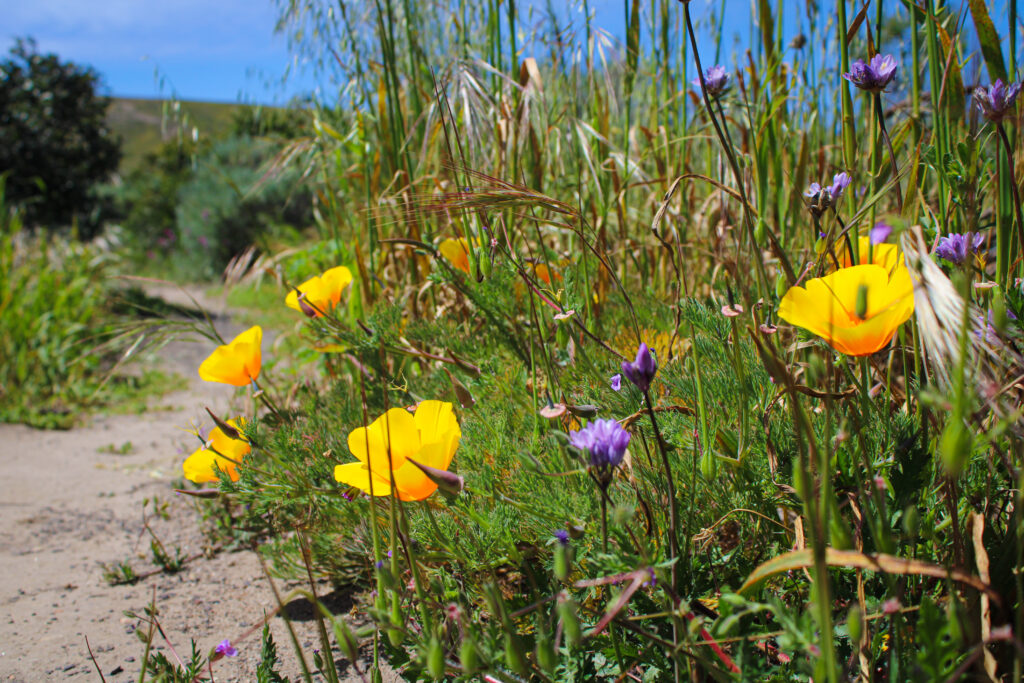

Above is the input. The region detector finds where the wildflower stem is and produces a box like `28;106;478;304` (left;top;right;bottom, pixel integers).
995;122;1024;269
872;93;903;212
642;388;679;591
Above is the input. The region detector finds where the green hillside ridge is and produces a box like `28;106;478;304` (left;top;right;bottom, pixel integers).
107;98;272;171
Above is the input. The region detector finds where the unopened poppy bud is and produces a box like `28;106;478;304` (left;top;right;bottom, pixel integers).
556;321;569;347
205;407;241;441
700;451;716;479
940;419;972;474
775;272;789;299
557;593;582;646
459;637;479;674
388;595;404;646
407;458;464;496
554;533;572;581
478;251;492;278
335;617;359;661
504;633;529;675
902;505;919;539
536;624;556;674
992;290;1009;333
426;636;445;680
847;607;863;645
754;218;766;243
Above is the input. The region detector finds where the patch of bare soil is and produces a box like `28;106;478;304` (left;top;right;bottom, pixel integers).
0;286;398;682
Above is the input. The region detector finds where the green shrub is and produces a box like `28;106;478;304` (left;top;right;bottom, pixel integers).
171;135;312;280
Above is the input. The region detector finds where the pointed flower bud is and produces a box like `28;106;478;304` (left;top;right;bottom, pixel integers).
621;343;657;392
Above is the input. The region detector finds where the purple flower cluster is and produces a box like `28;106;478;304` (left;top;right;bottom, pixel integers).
569;418;630;473
621;343;658;392
934;232;985;265
974;79;1022;123
692;65;730;97
843;54;898;93
804;172;852;214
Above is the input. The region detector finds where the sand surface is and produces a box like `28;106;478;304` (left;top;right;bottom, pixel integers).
0;285;397;682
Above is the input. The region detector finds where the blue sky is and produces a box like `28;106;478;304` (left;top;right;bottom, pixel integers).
4;1;777;105
5;0;319;104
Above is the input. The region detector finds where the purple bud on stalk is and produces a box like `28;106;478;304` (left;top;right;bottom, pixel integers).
610;373;622;392
843;54;898;93
974;79;1022;123
621;343;657;392
692;65;730;97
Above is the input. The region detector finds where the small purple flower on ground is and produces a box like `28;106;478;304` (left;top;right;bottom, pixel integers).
692;65;729;97
215;639;238;657
553;529;570;546
870;222;893;244
974;79;1022;123
843;54;898;92
610;373;622;391
621;343;657;392
934;232;985;265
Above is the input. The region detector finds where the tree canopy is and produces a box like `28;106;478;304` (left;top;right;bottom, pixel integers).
0;39;120;234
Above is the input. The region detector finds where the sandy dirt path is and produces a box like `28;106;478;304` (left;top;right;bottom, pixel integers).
0;286;396;682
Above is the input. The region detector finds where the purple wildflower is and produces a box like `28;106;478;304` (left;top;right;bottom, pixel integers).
934;232;985;265
870;222;893;244
569;418;630;484
621;343;657;392
553;529;570;546
804;172;852;215
215;639;238;657
610;373;622;392
974;79;1022;123
692;65;730;97
843;54;898;93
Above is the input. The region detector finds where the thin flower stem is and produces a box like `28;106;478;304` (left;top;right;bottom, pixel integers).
996;122;1024;268
873;92;903;212
642;388;680;591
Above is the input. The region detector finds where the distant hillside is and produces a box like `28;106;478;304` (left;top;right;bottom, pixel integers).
107;98;251;171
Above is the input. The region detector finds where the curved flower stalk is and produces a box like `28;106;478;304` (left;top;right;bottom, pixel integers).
285;265;353;318
198;326;262;386
183;419;250;483
778;264;915;356
335;400;461;501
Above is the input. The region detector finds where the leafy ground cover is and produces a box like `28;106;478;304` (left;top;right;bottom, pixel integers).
155;0;1024;680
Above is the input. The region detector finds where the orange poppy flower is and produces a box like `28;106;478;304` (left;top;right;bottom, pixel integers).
334;401;461;501
198;326;262;386
183;419;250;483
778;264;914;356
285;266;353;317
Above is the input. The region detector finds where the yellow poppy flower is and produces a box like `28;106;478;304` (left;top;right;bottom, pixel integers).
198;326;262;386
835;236;902;272
334;400;461;501
285;265;353;317
183;419;250;483
439;238;473;274
778;264;915;356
